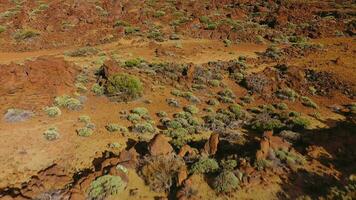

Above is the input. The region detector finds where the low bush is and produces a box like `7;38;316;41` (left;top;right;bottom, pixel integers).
166;98;180;107
105;123;128;133
91;83;104;96
78;115;91;124
124;26;140;34
190;157;219;174
54;95;82;110
77;127;94;137
131;107;149;116
124;58;145;68
87;175;126;200
251;113;284;132
213;171;240;193
106;73;143;101
0;25;6;33
156;111;168;118
183;105;199;114
276;88;299;101
132;122;155;133
43;127;60;141
13;28;39;40
153;10;165;18
291;117;310;129
301;96;318;109
127;113;141;123
65;47;98;57
44;106;61;117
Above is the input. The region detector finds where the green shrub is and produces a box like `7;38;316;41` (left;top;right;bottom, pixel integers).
91;83;104;96
153;10;165;18
132;122;155;133
223;39;232;47
301;96;318;109
228;104;242;115
156;111;168;118
208;79;220;87
220;159;237;171
44;106;61;117
183;105;199;114
78;115;91;124
65;47;99;57
207;99;219;106
255;159;272;170
106;123;128;133
240;95;254;104
114;20;129;27
77;127;93;137
277;88;299;101
124;26;140;34
291;117;310;129
251;113;284;131
190;157;219;174
127;113;141;123
263;46;281;59
131;107;149;116
276;103;288;110
75;83;88;93
43;127;60;141
124;58;145;68
213;171;240;193
0;25;6;33
54;95;82;110
13;29;39;40
106;73;143;101
87;175;126;200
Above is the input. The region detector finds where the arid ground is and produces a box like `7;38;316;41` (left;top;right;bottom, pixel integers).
0;1;355;200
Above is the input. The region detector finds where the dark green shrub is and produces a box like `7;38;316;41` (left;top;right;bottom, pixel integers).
106;73;143;101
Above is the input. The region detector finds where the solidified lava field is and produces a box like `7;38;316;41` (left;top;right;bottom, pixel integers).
0;1;355;200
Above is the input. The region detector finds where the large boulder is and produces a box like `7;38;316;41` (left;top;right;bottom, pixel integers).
148;134;174;156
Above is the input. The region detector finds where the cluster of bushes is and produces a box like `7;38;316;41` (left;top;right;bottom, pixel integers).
171;89;200;103
126;107;156;134
54;95;82;111
76;115;95;137
162;110;202;147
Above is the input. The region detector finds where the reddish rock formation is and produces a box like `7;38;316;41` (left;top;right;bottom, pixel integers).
203;133;219;155
148;134;174;156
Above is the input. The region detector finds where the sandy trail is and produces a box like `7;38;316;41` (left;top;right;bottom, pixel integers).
0;38;266;64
